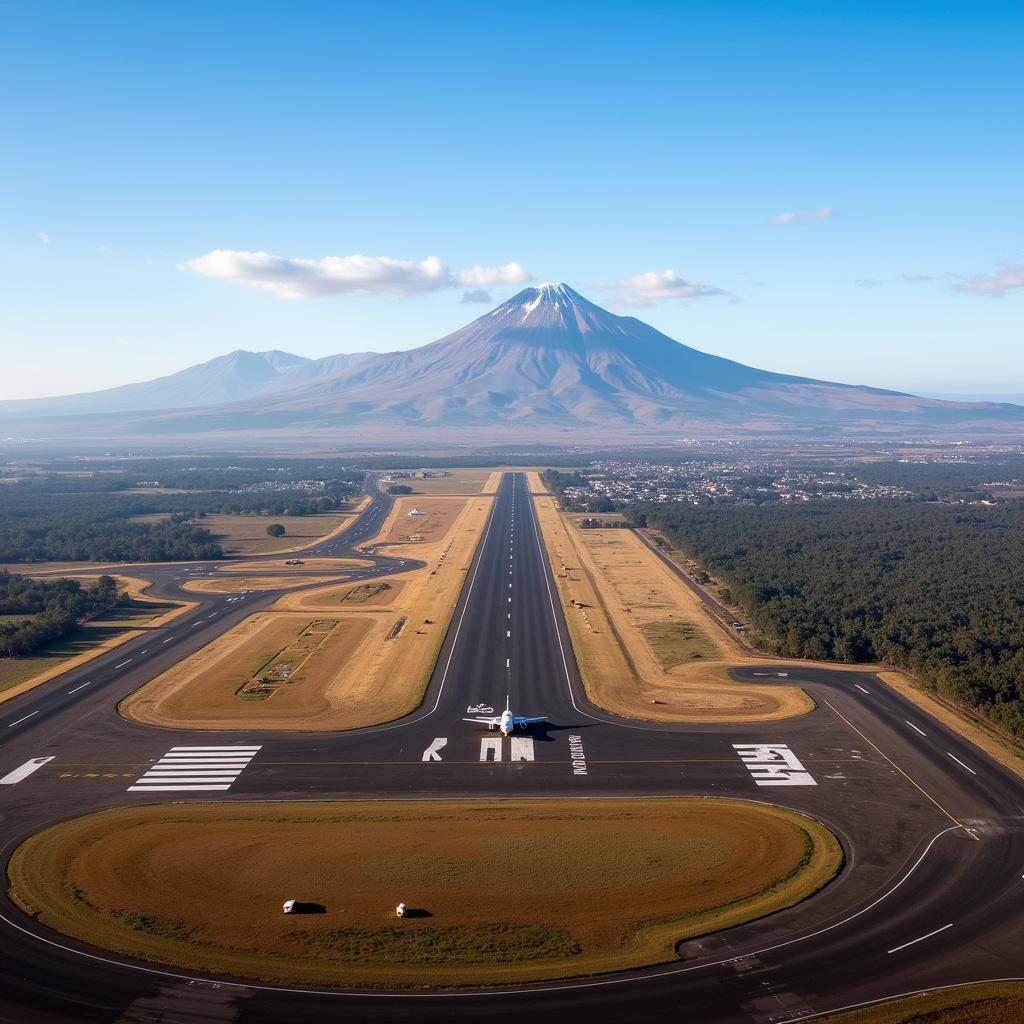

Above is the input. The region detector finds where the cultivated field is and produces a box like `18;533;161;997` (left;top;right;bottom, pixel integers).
528;474;812;723
8;798;842;988
123;495;493;730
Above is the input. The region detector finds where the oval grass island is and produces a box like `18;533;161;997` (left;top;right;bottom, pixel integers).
8;799;842;988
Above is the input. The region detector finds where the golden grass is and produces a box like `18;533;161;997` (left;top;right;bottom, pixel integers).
202;510;355;555
124;493;494;730
817;984;1024;1024
8;798;842;988
531;492;814;723
372;496;468;547
120;612;375;727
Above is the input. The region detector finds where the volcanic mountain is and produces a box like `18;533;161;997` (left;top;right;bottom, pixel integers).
4;284;1022;440
164;283;1023;436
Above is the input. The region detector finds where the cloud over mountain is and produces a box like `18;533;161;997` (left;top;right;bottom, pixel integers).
614;269;727;306
181;250;531;299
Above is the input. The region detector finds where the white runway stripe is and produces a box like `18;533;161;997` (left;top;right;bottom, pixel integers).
129;745;261;792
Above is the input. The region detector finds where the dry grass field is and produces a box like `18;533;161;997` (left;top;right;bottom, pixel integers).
124;493;494;730
529;482;813;723
383;468;502;494
200;510;355;555
372;496;469;546
8;798;841;988
818;985;1024;1024
119;612;376;726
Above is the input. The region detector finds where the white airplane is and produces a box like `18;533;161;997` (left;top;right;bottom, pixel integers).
463;695;546;736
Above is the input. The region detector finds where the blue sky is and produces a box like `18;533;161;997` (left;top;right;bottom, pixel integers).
1;1;1021;399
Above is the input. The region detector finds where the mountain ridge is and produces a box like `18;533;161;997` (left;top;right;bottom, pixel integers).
2;283;1022;440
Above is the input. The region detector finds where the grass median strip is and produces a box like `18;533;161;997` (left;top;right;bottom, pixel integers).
7;798;842;989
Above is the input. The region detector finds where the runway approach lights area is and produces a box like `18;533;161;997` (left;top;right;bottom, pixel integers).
463;695;547;736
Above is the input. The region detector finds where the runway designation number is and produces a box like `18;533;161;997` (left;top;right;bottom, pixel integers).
734;743;817;787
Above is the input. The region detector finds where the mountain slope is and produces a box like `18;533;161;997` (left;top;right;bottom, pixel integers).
185;283;1022;433
3;284;1021;440
0;349;375;417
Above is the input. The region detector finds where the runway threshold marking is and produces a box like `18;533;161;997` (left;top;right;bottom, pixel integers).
822;698;964;828
0;756;54;785
128;745;262;792
887;922;953;954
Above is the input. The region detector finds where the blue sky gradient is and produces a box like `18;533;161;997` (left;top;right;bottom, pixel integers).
1;1;1021;398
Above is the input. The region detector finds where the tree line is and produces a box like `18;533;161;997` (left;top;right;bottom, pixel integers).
0;572;124;658
625;499;1024;739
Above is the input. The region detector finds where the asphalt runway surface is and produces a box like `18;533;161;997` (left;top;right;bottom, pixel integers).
0;473;1021;1023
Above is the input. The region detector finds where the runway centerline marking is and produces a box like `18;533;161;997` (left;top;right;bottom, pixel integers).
113;660;132;669
7;711;39;728
887;922;953;954
905;720;927;737
67;681;92;694
947;752;977;775
822;697;964;828
854;684;871;694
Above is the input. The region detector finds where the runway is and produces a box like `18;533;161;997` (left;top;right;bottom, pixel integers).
0;473;1021;1022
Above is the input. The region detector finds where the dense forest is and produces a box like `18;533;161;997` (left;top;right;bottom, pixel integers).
626;500;1024;738
0;572;123;657
0;485;358;563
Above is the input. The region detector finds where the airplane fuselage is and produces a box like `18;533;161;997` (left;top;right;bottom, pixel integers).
499;710;514;735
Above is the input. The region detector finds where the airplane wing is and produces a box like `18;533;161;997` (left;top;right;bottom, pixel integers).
513;716;547;726
463;716;500;726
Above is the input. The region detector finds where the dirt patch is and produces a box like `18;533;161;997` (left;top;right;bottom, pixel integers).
531;493;814;723
8;798;842;988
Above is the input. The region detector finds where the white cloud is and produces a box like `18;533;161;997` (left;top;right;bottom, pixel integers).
180;249;532;300
455;262;531;288
855;278;881;288
954;263;1024;298
901;271;933;282
36;231;50;245
460;288;493;304
770;207;837;226
613;269;727;307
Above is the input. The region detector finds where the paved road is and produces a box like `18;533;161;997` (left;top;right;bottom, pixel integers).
0;474;1021;1022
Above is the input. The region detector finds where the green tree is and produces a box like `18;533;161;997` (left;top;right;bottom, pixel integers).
266;523;286;538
